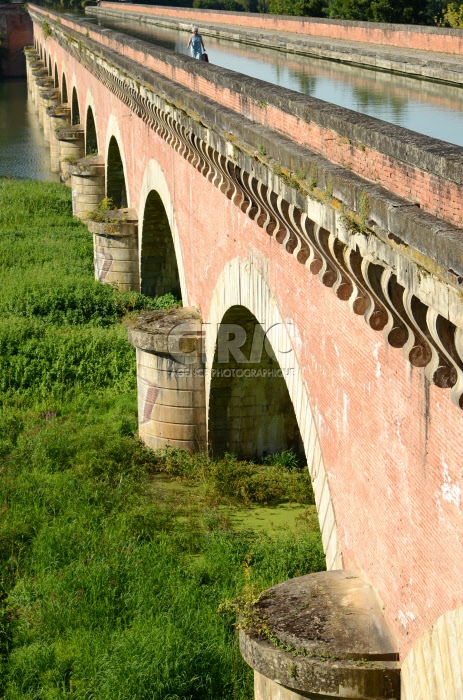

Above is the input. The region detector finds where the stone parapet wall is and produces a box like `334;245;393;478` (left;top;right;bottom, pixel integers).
98;2;463;55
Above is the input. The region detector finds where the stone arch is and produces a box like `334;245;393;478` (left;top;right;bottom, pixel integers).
105;115;130;208
61;72;68;104
71;86;80;126
48;55;52;76
39;44;42;60
401;605;463;698
106;136;127;208
85;106;98;155
54;62;58;88
205;257;342;571
43;47;46;66
139;159;188;304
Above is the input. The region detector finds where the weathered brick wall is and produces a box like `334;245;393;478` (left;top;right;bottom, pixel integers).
0;4;33;79
33;14;463;664
100;1;463;55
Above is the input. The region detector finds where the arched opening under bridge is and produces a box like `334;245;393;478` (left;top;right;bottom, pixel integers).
208;305;305;460
48;55;52;76
106;136;127;208
85;107;98;155
43;47;46;66
61;73;68;104
54;63;58;88
71;87;80;125
140;190;181;299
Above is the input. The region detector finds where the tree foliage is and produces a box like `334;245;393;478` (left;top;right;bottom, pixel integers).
441;2;463;26
188;0;446;22
325;0;445;23
267;0;327;16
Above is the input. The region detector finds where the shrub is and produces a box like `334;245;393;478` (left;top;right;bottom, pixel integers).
441;1;463;25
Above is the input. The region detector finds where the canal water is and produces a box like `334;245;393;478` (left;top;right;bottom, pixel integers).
92;14;463;148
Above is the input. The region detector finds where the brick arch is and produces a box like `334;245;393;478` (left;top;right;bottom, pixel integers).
105;115;129;208
208;303;305;461
61;71;68;104
138;159;189;305
84;90;99;155
205;257;342;571
71;85;80;125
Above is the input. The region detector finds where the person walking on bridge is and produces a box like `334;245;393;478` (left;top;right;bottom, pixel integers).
187;27;206;60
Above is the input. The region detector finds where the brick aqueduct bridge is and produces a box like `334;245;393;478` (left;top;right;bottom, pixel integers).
27;5;463;698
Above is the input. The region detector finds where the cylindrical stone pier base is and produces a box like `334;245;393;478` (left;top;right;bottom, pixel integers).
24;49;39;96
87;209;140;291
128;308;207;452
48;107;71;173
31;66;47;112
68;156;105;219
39;89;61;143
55;125;85;185
240;570;401;700
36;77;54;134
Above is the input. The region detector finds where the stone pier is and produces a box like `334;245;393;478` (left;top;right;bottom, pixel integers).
36;76;54;130
31;65;47;112
87;208;139;291
128;308;207;453
69;155;105;219
55;124;85;184
47;106;71;173
39;88;61;143
24;47;39;91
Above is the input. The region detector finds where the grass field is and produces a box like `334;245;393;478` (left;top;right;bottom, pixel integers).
0;178;325;700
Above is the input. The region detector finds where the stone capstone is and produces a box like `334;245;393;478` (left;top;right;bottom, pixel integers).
240;570;400;699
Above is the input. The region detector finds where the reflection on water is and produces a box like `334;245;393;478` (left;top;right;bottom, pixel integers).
96;16;463;147
0;81;58;182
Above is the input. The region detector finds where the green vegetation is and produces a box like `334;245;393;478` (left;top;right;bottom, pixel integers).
35;0;449;24
441;1;463;25
191;0;446;21
0;178;324;699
